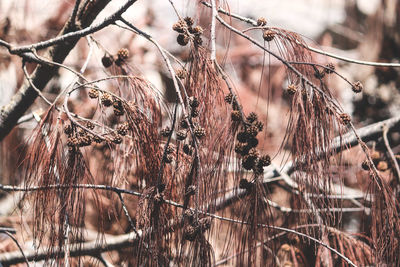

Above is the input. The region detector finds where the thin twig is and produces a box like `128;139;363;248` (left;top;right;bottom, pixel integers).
382;125;400;184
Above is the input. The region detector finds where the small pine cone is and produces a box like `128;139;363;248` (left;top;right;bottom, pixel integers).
236;131;248;143
172;21;185;33
88;89;99;99
194;126;206;138
199;217;211;232
101;54;114;68
254;121;264;132
177;34;189;46
117;122;129;136
247;137;259;148
86;121;95;130
189;96;200;108
117;48;129;61
184;17;194;27
239;179;253;190
314;69;325;79
257;17;267;26
352;81;363;93
248;148;259;160
64;124;73;135
246;125;259;137
194;35;203;46
183;225;198;241
67;136;79;147
339;113;351;125
232;100;241;111
161;127;171;137
263;29;275;42
231;110;241;121
190;26;203;35
185;185;196;196
79;135;92;147
101;93;113;107
153;192;164;204
113;107;124;116
180;118;189;129
252;162;264;175
176;130;187;141
242;155;256;170
287;84;297;95
377;161;388;171
361;160;370;170
184;209;195;219
165;145;174;154
176;69;187;79
93;135;103;144
235;142;247;154
191;108;199;118
246;112;258;123
183;144;193;155
325;63;335;74
163;154;173;164
111;135;123;144
259;154;271;167
157;183;166;193
77;128;86;136
224;93;233;104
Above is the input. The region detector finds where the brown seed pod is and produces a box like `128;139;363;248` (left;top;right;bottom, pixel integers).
165;145;174;154
185;185;196;196
239;178;253;190
246;112;258;123
189;96;200;108
172;20;185;33
231;110;241;121
252;162;264;175
352;81;363;93
180;118;189;129
314;69;325;79
117;122;129;136
113;107;124;116
370;151;381;163
191;108;199;118
254;121;264;132
242;155;256;170
183;225;198;241
64;124;73;135
194;126;206;138
235;142;247;154
177;34;189;46
101;54;114;68
377;161;388;171
190;26;203;35
78;135;92;147
117;48;129;61
111;135;123;144
325;63;335;74
86;121;95;130
263;29;275;42
161;127;171;137
184;17;194;27
287;84;297;95
101;93;113;107
247;137;259;148
339;113;351;125
88;89;99;99
236;130;247;143
259;154;271;167
163;154;173;164
257;17;267;26
176;130;187;141
183;144;193;155
361;160;370;170
246;125;259;137
248;148;259;160
224;93;233;104
67;136;79;147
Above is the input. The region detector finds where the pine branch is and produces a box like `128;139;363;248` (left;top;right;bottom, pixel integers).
0;0;138;141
